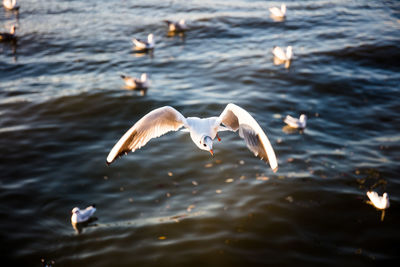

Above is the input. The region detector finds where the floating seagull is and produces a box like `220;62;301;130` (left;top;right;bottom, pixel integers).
269;3;286;18
272;46;293;61
284;114;307;129
71;205;96;224
107;103;278;172
120;73;149;90
0;25;17;42
132;33;155;50
3;0;19;10
367;191;390;210
164;19;188;33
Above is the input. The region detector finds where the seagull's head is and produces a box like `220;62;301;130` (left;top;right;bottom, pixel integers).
71;207;80;214
179;19;185;26
10;25;17;34
286;46;293;60
281;4;286;14
140;73;148;81
299;114;307;122
199;135;214;156
148;33;154;43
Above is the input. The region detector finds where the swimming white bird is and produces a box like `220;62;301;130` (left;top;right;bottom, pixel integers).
120;73;149;90
3;0;19;10
367;191;390;210
0;25;17;42
269;3;286;18
284;114;307;129
71;205;96;223
272;46;293;61
164;19;188;32
132;33;155;50
107;103;278;172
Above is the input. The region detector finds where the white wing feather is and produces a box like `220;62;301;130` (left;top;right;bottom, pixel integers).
107;106;187;164
273;46;287;61
219;103;278;172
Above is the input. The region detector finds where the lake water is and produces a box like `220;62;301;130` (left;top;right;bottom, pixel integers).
1;0;400;266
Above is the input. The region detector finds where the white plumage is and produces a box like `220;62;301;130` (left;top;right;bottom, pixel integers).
120;73;149;90
269;3;286;18
3;0;19;10
367;191;390;210
284;114;307;129
132;34;155;50
164;19;188;32
107;103;278;172
272;46;293;61
71;205;96;223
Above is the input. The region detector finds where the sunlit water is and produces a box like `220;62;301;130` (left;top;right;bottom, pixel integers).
1;0;400;266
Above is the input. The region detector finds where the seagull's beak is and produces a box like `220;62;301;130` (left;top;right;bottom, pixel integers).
209;149;214;156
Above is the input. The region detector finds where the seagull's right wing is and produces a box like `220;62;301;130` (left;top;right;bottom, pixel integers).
107;106;187;164
219;103;278;172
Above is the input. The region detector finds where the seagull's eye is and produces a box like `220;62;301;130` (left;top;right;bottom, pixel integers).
203;144;207;147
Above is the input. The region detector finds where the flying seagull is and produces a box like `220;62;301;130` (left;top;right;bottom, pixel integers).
284;114;307;129
71;205;97;224
367;191;390;210
132;33;155;50
107;103;278;172
269;3;286;18
164;19;188;33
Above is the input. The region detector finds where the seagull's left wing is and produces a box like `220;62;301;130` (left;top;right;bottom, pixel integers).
219;103;278;172
107;106;187;164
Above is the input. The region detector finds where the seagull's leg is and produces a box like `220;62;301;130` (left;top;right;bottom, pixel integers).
216;133;221;142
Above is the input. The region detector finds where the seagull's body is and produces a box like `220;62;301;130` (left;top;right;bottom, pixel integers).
71;205;96;224
164;19;188;33
284;114;307;129
272;46;293;61
269;3;286;18
0;25;16;42
3;0;19;10
367;191;389;210
120;73;149;90
107;103;278;172
132;34;155;50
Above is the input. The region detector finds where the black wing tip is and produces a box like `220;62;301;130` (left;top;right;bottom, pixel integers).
91;204;96;208
120;74;126;79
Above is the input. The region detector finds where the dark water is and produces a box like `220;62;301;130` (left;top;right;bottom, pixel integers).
1;0;400;266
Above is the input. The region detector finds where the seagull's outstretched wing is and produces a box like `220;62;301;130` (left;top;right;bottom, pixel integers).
107;106;187;164
219;103;278;172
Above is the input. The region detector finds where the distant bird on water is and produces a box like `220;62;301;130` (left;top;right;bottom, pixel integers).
132;33;155;51
3;0;19;11
0;25;17;42
164;19;188;33
367;191;390;210
120;73;150;90
106;103;278;172
71;205;96;224
269;3;286;18
284;114;307;129
272;46;293;61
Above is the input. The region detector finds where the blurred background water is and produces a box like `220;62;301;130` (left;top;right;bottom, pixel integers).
1;0;400;266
